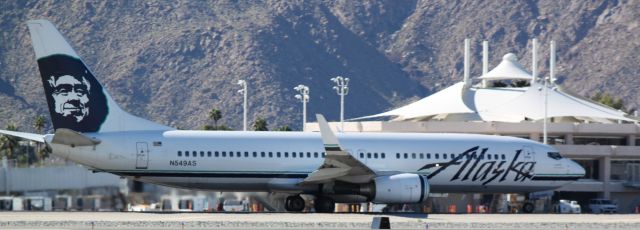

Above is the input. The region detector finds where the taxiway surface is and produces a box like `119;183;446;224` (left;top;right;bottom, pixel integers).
1;212;639;229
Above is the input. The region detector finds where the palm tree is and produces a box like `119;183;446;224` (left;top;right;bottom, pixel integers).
275;125;292;131
0;123;19;160
32;115;47;164
208;108;222;128
253;117;268;131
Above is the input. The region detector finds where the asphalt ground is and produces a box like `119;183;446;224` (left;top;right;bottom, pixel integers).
1;212;639;229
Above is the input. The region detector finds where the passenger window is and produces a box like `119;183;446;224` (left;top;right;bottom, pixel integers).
360;153;364;158
200;151;204;157
207;151;212;157
268;152;273;158
443;154;447;159
501;154;506;160
222;151;226;157
215;151;219;157
396;153;400;159
419;153;424;159
277;152;281;158
292;152;296;158
321;152;325;158
244;152;249;157
451;154;455;159
412;153;416;159
404;153;408;159
229;151;233;157
374;153;378;159
284;152;289;158
435;154;439;159
253;152;257;157
494;154;498;160
488;154;492;160
367;153;371;158
307;152;311;158
178;151;182;157
261;152;265;157
427;153;431;159
381;153;385;159
314;152;318;158
185;151;189;157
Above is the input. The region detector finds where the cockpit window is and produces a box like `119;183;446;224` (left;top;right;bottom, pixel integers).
547;152;562;160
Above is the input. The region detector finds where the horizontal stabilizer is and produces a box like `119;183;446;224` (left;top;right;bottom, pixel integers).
51;128;101;146
0;130;44;143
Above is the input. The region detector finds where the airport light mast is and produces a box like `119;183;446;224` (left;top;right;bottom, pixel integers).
294;84;310;131
330;76;349;131
237;79;248;131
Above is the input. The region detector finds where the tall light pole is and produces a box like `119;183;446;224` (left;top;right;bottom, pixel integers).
237;80;247;131
330;76;349;131
294;85;310;131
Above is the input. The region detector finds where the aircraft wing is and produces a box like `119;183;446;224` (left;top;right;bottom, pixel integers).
303;115;376;184
0;129;45;143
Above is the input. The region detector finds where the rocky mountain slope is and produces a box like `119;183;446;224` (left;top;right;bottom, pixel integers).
1;0;638;132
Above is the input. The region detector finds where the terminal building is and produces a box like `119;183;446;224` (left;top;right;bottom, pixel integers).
308;44;640;213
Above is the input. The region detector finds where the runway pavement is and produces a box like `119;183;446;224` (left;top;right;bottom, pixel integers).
1;212;639;229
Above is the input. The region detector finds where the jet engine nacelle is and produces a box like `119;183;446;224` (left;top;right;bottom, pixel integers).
371;173;429;204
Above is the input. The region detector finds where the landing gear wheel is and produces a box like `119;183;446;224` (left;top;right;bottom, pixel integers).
522;202;534;213
314;196;335;213
285;195;305;212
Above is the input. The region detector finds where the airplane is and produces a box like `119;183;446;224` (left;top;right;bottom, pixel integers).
0;19;585;213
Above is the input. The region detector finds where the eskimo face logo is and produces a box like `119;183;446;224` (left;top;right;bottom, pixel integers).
48;74;91;122
38;54;108;133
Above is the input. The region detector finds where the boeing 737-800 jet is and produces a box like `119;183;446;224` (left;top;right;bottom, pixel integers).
0;20;584;213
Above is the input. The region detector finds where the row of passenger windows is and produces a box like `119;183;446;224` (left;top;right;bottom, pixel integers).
178;151;326;158
177;150;506;161
394;152;506;160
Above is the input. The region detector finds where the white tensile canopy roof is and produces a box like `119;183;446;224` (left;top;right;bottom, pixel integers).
478;53;533;81
356;53;635;123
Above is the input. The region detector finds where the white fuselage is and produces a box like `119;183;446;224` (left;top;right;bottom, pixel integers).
48;131;584;194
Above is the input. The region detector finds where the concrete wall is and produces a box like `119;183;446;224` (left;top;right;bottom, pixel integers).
1;165;122;193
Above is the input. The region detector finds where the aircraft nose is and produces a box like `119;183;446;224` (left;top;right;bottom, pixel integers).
568;160;585;178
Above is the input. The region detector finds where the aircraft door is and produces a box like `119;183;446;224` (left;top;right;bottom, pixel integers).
135;142;149;169
522;146;535;173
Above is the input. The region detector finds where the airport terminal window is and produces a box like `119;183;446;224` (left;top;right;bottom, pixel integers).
314;152;319;158
207;151;212;157
178;151;182;157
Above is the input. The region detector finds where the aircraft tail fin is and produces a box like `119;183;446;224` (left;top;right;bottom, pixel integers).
27;20;172;133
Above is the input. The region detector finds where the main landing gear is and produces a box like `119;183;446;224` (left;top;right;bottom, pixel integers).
285;195;305;212
284;195;336;213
